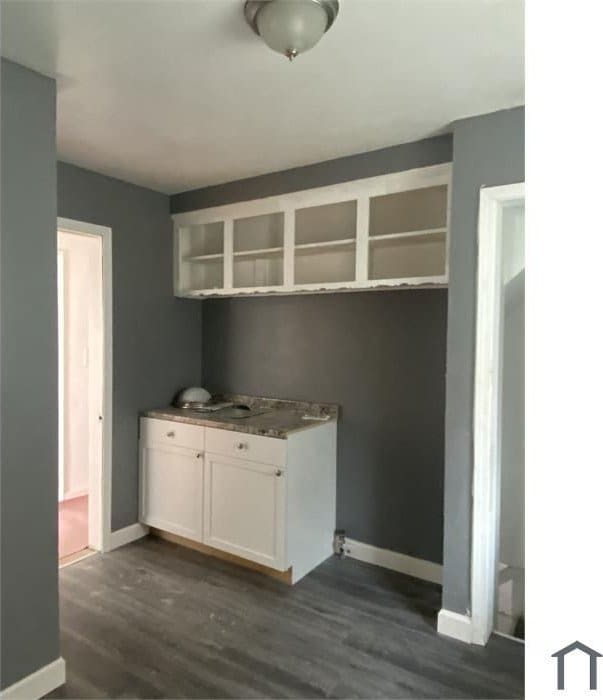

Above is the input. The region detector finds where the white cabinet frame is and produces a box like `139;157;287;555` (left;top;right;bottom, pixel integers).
173;163;451;298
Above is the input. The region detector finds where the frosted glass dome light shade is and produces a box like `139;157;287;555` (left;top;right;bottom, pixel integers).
245;0;340;61
257;1;327;58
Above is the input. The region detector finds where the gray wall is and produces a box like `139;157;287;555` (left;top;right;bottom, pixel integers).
203;291;447;562
0;60;59;689
171;134;452;563
442;107;525;614
57;163;203;529
171;135;452;213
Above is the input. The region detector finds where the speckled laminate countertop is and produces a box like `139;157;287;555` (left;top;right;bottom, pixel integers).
143;394;339;439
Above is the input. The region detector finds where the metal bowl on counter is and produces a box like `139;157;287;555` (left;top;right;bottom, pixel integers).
178;400;211;410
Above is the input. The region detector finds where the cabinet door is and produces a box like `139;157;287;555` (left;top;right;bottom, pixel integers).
203;453;286;570
140;444;203;541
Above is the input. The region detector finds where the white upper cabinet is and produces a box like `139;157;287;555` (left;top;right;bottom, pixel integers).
173;163;451;298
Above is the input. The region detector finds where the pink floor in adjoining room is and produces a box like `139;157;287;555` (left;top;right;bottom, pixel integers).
59;495;89;560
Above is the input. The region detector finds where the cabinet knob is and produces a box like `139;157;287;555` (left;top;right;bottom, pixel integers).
167;431;175;438
275;469;283;477
196;453;201;459
235;442;247;450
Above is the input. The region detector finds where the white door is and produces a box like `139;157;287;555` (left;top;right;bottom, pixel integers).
203;453;286;570
140;444;203;541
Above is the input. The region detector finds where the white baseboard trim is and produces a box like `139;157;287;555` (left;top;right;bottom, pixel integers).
493;630;525;645
109;522;149;551
437;609;473;643
0;657;65;699
344;539;442;584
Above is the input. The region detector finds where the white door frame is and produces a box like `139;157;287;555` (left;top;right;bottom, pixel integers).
470;182;525;645
57;217;113;553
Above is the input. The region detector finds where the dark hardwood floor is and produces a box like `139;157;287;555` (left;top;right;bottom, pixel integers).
48;536;523;699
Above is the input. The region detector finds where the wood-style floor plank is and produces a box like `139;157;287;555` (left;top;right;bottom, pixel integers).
47;537;523;699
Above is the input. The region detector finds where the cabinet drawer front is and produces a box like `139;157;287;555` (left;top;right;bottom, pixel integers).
141;417;205;451
204;454;286;570
205;427;286;466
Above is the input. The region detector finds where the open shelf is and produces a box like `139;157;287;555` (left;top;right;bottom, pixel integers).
234;212;284;254
180;221;224;258
233;249;284;288
369;185;447;237
369;231;446;280
295;200;356;246
181;257;224;292
295;241;356;286
234;259;283;288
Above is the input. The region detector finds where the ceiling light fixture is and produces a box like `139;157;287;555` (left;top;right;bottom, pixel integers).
244;0;340;61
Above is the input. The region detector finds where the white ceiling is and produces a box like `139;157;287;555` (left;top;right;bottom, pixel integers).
1;0;524;194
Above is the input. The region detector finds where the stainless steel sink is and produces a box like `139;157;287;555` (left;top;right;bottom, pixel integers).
212;405;268;420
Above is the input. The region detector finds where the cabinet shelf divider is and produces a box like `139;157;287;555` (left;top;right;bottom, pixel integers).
294;238;356;251
233;246;284;258
185;253;224;262
369;228;447;242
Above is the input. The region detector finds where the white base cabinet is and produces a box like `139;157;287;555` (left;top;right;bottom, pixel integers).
139;418;337;583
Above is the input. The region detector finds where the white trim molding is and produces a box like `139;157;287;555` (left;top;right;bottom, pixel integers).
437;610;473;643
344;539;442;585
57;217;113;554
471;182;525;646
109;522;149;551
0;657;65;699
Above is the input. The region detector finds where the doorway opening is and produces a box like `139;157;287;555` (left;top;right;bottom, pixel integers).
471;183;525;645
57;218;113;565
496;200;524;640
